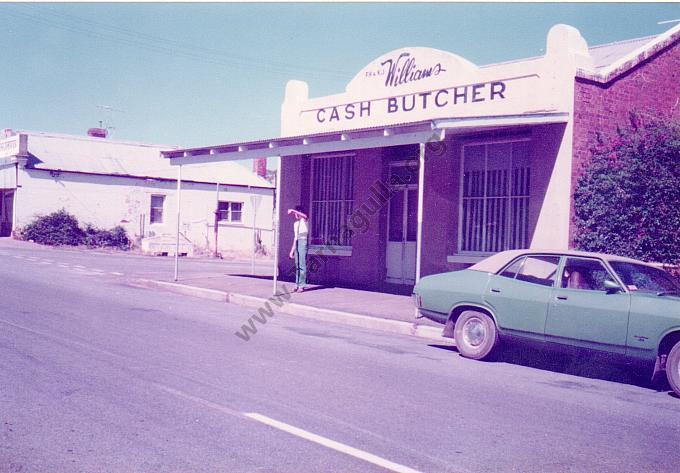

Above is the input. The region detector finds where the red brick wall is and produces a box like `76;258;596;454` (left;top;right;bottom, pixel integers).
570;39;680;244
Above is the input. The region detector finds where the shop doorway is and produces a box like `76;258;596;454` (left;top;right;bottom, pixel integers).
0;190;14;237
386;162;418;284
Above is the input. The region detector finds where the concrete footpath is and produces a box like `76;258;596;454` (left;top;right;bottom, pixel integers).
129;270;451;343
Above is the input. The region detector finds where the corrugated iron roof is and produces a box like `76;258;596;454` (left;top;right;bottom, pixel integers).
588;34;658;69
20;130;273;188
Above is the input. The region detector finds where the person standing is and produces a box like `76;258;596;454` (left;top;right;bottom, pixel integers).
288;205;308;292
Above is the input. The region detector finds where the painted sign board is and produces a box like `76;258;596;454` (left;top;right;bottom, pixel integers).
0;136;20;160
281;35;583;136
0;134;27;162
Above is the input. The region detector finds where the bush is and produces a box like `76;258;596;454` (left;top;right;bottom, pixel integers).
21;209;84;246
21;210;131;250
83;224;131;250
574;113;680;266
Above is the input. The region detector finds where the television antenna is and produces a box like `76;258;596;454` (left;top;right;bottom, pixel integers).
96;104;126;138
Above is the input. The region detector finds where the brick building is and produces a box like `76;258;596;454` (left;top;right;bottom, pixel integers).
165;23;679;293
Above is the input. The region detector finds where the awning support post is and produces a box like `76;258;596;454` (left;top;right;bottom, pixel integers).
272;156;282;295
174;164;182;282
415;143;425;284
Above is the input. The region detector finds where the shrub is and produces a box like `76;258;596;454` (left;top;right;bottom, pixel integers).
574;113;680;266
21;209;84;246
21;210;131;250
83;224;131;250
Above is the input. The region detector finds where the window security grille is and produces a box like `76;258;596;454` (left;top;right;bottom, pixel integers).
460;142;530;253
310;155;354;247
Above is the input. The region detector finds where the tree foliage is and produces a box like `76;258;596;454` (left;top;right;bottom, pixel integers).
574;113;680;265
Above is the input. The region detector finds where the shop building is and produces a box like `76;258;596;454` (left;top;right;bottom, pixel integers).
165;23;679;293
0;129;274;256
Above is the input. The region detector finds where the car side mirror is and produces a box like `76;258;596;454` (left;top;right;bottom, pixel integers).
604;279;622;294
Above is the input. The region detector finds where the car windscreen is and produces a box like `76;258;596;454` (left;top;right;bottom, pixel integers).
609;262;680;294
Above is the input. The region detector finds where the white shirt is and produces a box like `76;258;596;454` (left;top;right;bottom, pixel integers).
294;219;308;240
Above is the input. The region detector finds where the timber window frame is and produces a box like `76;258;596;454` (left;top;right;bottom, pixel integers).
150;194;165;224
217;201;243;223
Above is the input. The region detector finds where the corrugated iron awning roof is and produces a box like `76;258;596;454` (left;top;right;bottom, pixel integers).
163;112;569;165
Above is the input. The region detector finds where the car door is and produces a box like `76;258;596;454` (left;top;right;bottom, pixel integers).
545;257;631;353
484;254;560;340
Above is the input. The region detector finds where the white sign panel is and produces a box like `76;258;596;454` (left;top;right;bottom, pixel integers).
282;46;571;136
0;136;20;159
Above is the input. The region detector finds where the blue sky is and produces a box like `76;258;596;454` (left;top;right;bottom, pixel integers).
1;2;678;149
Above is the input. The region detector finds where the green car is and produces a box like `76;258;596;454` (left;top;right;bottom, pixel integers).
413;250;680;396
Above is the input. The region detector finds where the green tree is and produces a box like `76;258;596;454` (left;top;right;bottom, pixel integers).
574;113;680;265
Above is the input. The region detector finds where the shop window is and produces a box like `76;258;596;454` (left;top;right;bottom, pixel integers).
310;154;354;247
217;201;243;223
150;195;165;224
460;141;530;253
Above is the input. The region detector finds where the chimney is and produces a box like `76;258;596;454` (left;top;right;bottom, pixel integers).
253;158;267;178
87;127;108;139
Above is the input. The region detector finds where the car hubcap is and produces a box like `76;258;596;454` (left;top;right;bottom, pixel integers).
463;318;486;347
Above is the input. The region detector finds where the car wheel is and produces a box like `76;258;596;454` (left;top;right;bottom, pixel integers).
454;310;499;360
666;341;680;397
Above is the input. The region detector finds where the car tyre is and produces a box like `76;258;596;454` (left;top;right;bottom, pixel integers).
454;310;499;360
666;341;680;397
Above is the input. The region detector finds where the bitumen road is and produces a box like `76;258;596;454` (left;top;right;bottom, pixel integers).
2;242;680;472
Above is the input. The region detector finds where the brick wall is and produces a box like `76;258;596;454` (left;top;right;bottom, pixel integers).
570;39;680;244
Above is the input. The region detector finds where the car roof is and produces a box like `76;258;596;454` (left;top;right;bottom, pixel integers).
468;249;651;274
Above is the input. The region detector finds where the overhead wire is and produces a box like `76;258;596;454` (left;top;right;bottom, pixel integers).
4;4;352;81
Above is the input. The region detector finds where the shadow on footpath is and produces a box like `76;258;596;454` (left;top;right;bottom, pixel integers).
429;341;676;396
228;273;273;280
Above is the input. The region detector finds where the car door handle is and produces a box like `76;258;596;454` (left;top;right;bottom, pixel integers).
556;295;568;301
490;288;501;293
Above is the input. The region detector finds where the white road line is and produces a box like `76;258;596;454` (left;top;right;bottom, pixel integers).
91;268;106;273
38;261;52;265
244;413;423;473
12;255;24;259
151;384;425;473
73;265;86;269
27;257;39;261
109;271;124;276
151;384;243;418
58;263;69;268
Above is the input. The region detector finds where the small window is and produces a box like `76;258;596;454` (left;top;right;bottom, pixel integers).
515;255;559;287
150;195;165;224
217;201;243;223
561;258;616;291
499;257;524;279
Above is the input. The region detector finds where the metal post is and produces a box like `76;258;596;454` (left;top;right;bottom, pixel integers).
272;156;282;295
12;163;18;237
214;182;220;258
174;165;182;282
250;192;261;275
415;143;425;283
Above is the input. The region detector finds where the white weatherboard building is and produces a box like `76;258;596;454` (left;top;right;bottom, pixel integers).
0;129;274;256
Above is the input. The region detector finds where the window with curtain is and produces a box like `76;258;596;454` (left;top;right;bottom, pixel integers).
460;141;530;253
150;195;165;224
310;154;354;247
